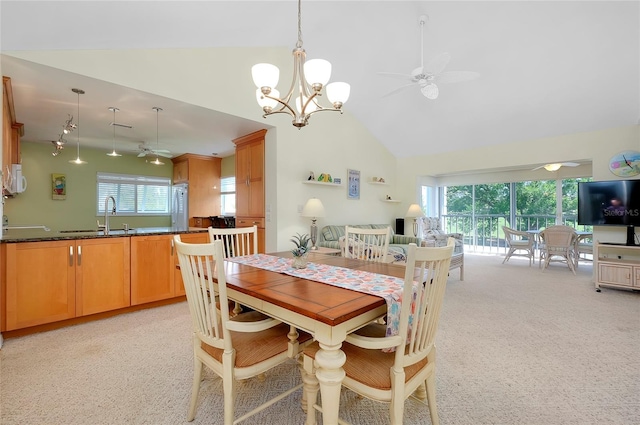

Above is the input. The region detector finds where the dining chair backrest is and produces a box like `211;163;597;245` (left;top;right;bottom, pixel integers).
208;225;258;257
343;225;391;262
399;238;455;362
540;225;576;250
174;237;230;350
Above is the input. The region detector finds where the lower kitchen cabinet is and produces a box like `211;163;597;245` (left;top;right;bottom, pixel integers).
76;238;130;316
3;237;130;331
174;232;210;296
130;235;175;305
131;233;209;304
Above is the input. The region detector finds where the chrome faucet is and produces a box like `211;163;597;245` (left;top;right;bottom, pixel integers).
97;196;116;234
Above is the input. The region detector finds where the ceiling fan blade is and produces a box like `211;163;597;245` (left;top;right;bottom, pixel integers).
531;165;546;171
377;71;413;80
157;151;173;158
424;52;451;75
137;152;146;158
435;70;481;84
562;162;580;167
381;82;418;98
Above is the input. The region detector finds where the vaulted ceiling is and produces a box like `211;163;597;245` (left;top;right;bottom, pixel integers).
1;1;638;160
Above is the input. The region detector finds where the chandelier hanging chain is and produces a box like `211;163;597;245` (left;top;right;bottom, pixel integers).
296;0;303;49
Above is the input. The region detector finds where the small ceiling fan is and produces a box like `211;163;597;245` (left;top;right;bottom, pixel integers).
137;143;172;158
379;15;479;99
532;162;580;172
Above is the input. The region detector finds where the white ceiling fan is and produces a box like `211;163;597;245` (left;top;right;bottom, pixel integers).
137;142;172;159
379;15;479;99
532;162;580;172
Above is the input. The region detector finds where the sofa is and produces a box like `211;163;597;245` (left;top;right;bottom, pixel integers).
417;216;465;280
317;224;420;262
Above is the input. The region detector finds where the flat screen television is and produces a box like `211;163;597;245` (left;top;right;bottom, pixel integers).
578;180;640;246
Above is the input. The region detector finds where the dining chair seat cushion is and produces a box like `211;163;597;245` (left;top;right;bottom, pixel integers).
203;317;311;368
510;240;531;247
304;339;428;391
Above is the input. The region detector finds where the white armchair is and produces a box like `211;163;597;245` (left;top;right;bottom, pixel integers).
417;217;465;280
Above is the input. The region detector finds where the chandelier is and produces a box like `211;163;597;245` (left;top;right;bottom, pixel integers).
251;0;350;128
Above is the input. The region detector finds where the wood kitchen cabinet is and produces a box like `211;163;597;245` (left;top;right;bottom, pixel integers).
2;76;24;182
3;237;130;331
234;129;266;252
171;154;222;226
174;232;209;296
130;234;175;305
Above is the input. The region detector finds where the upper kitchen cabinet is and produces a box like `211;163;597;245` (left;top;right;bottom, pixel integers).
233;130;266;218
171;154;222;227
2;76;24;178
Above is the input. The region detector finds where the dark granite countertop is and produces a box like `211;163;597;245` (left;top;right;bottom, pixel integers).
0;227;208;243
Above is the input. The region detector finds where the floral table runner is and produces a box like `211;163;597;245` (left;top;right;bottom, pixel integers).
227;254;414;339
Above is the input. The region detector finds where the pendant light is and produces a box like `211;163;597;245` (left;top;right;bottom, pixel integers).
150;107;164;165
68;88;87;164
107;107;122;157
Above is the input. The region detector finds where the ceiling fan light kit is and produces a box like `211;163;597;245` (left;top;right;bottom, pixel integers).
532;162;580;172
107;107;122;157
251;0;350;128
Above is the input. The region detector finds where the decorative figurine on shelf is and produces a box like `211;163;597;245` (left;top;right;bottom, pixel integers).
318;173;325;182
386;195;392;200
325;174;332;182
378;177;385;183
290;233;311;269
308;171;315;181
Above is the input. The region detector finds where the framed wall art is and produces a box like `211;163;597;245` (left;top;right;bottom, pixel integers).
347;169;360;200
52;173;66;200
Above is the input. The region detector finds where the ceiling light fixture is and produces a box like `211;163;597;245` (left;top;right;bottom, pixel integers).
251;0;350;129
51;134;66;156
62;114;76;134
68;88;87;165
107;107;122;157
150;107;164;165
543;163;562;172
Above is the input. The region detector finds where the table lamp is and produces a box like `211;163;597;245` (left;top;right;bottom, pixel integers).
301;198;326;250
405;203;425;237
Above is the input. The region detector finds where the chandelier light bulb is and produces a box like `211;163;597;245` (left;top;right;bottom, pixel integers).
326;82;350;107
256;88;280;112
252;63;280;90
296;95;318;114
304;59;331;89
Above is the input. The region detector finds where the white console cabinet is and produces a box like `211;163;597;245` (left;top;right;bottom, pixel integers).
594;241;640;292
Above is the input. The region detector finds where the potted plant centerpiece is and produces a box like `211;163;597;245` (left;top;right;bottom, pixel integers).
291;233;311;269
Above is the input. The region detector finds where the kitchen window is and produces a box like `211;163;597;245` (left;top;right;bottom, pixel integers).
97;172;171;216
220;177;235;215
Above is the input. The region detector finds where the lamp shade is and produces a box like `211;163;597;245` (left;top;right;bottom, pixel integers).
326;82;351;105
301;198;325;218
256;88;280;109
405;204;425;218
251;63;280;89
421;83;439;100
304;59;332;86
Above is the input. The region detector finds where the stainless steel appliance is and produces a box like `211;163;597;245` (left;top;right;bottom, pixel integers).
171;183;188;230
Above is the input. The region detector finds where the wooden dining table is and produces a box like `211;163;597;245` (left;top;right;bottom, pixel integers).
221;250;408;425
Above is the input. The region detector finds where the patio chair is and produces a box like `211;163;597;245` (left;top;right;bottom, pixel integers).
539;225;577;274
502;226;535;266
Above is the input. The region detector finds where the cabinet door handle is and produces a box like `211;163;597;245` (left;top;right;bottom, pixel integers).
77;245;82;266
252;221;258;225
69;245;74;266
171;238;174;256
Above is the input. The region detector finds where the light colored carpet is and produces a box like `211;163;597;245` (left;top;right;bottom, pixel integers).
1;254;639;424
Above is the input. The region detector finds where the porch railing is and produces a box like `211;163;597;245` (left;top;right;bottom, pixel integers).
441;214;592;253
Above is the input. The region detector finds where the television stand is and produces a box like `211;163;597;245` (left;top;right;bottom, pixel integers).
594;241;640;292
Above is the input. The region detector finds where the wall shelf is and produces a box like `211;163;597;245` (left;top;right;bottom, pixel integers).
382;199;401;203
368;181;388;186
301;180;341;187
